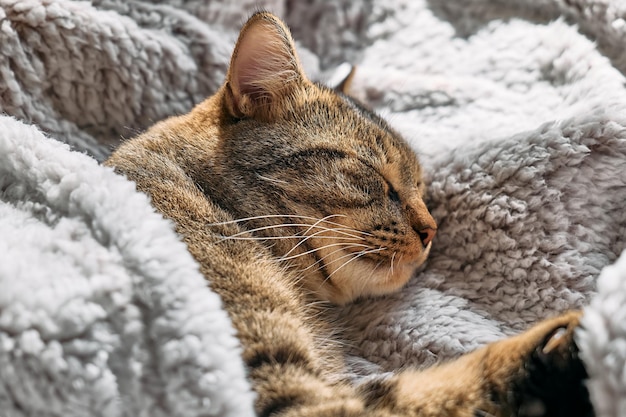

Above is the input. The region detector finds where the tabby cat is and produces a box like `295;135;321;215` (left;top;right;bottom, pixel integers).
105;12;592;417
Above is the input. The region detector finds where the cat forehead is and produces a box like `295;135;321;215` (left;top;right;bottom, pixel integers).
338;93;388;130
307;85;386;127
337;93;418;157
303;86;397;144
302;86;423;184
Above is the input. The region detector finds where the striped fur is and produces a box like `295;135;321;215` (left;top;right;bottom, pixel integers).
105;12;592;417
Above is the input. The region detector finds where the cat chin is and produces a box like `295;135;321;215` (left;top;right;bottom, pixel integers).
320;243;432;305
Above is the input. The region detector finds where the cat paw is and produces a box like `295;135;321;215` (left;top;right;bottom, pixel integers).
488;312;594;417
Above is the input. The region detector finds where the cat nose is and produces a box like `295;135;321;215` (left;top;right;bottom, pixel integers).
416;227;436;247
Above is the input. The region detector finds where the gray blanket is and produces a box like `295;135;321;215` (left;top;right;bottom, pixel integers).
1;1;626;416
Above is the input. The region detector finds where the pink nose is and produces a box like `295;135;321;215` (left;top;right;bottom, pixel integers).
417;227;437;247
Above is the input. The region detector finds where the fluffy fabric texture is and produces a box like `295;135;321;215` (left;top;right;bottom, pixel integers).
0;116;255;416
1;0;626;416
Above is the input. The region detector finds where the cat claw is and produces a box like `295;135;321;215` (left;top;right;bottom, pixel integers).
541;327;568;355
516;312;594;417
533;312;582;370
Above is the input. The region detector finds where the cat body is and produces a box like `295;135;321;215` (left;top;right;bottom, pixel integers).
106;12;592;417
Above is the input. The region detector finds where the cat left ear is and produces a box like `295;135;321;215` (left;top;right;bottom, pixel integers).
224;12;308;119
328;63;356;95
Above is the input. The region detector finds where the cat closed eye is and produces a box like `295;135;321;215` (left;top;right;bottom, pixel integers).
387;183;401;203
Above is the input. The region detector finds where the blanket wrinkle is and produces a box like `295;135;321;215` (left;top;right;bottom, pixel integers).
1;1;626;416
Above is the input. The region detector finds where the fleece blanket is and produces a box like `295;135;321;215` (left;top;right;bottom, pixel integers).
1;1;626;416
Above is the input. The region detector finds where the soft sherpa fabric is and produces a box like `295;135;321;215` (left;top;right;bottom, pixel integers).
0;116;255;417
1;0;626;416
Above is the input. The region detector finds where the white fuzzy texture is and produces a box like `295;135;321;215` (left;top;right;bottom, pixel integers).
1;0;626;416
0;116;255;416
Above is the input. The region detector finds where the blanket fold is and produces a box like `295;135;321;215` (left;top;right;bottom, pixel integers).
0;117;254;417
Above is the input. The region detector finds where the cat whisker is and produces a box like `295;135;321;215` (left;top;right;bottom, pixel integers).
215;235;349;242
295;214;374;238
206;213;345;227
314;331;358;352
298;218;370;242
256;173;289;184
361;260;385;295
324;247;387;282
301;244;377;274
219;222;365;242
280;242;371;262
313;246;386;296
376;252;396;289
281;225;367;259
319;247;380;270
208;213;373;238
300;215;366;240
213;215;363;245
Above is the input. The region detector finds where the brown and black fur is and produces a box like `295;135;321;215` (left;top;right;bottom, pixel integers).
105;12;593;417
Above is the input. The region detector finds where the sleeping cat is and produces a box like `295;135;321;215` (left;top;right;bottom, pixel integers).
105;12;592;417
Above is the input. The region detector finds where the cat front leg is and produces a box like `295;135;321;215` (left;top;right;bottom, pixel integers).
358;311;593;417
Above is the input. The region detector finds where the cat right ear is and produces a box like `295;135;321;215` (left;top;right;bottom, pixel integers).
224;12;308;120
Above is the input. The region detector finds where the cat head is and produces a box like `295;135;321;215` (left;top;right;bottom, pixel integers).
205;12;437;304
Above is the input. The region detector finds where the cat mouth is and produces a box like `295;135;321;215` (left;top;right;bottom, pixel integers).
318;242;432;304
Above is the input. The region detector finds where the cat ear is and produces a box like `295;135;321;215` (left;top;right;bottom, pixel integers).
328;63;356;95
224;12;307;119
